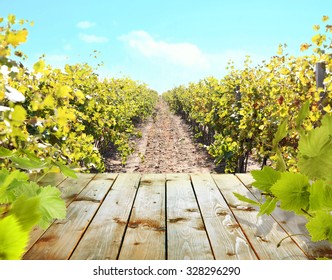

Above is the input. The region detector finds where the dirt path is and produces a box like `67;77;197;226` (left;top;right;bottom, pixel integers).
104;98;216;173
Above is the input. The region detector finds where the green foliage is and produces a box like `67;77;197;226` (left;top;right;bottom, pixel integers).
306;211;332;242
0;14;32;58
0;216;29;260
251;166;281;192
298;115;332;181
1;16;158;173
258;197;278;216
270;172;310;214
232;192;260;206
0;13;158;260
0;165;67;259
235;114;332;246
163;15;332;248
163;15;332;173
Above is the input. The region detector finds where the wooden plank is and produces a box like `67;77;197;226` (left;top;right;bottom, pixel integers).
23;201;100;260
212;174;308;260
166;174;214;260
30;172;66;186
23;174;115;260
58;173;96;204
235;173;255;187
236;173;332;259
118;174;166;260
25;173;95;252
70;173;140;260
167;173;190;181
191;173;257;259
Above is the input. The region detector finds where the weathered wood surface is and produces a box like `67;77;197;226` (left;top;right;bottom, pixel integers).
236;173;332;259
23;172;332;260
166;173;213;260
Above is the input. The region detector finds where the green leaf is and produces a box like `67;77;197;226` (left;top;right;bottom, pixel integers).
22;149;44;162
0;169;29;203
11;105;26;122
42;94;56;108
12;181;40;198
295;101;310;129
258;197;278;216
38;186;66;229
0;147;16;158
251;166;282;192
309;180;332;211
306;211;332;242
232;192;260;206
33;60;45;73
272;118;288;148
56;162;77;178
298;120;332;181
0;169;11;199
270;172;310;214
0;215;29;260
56;85;72;99
10;156;49;171
321;114;332;135
275;148;287;172
10;195;41;231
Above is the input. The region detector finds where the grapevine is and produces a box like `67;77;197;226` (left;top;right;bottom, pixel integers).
163;16;332;247
234;111;332;246
163;16;332;173
0;14;157;259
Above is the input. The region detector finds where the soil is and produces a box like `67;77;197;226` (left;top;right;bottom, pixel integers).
104;98;216;173
104;98;261;173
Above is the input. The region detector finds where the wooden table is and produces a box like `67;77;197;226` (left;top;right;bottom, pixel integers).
23;173;332;260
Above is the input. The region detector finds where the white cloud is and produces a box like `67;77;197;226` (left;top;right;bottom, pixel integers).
119;30;209;69
79;33;109;43
76;21;96;29
117;30;269;93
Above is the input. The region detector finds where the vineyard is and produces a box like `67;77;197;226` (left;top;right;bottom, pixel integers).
163;18;332;174
1;14;332;260
163;16;332;252
0;15;158;259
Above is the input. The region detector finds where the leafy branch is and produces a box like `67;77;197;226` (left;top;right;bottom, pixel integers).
234;111;332;246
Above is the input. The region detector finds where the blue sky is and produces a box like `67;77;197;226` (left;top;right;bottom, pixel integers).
2;0;331;93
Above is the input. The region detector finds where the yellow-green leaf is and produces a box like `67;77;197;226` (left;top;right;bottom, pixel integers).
6;29;28;48
7;14;16;24
306;211;332;242
56;85;72;99
311;34;326;46
11;105;27;122
33;60;46;73
0;215;29;260
42;94;56;108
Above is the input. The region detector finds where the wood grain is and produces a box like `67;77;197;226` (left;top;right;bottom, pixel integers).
24;174;115;259
191;173;257;259
70;173;140;260
25;173;95;252
212;173;308;260
24;173;330;260
236;173;332;259
118;174;166;260
166;174;214;260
